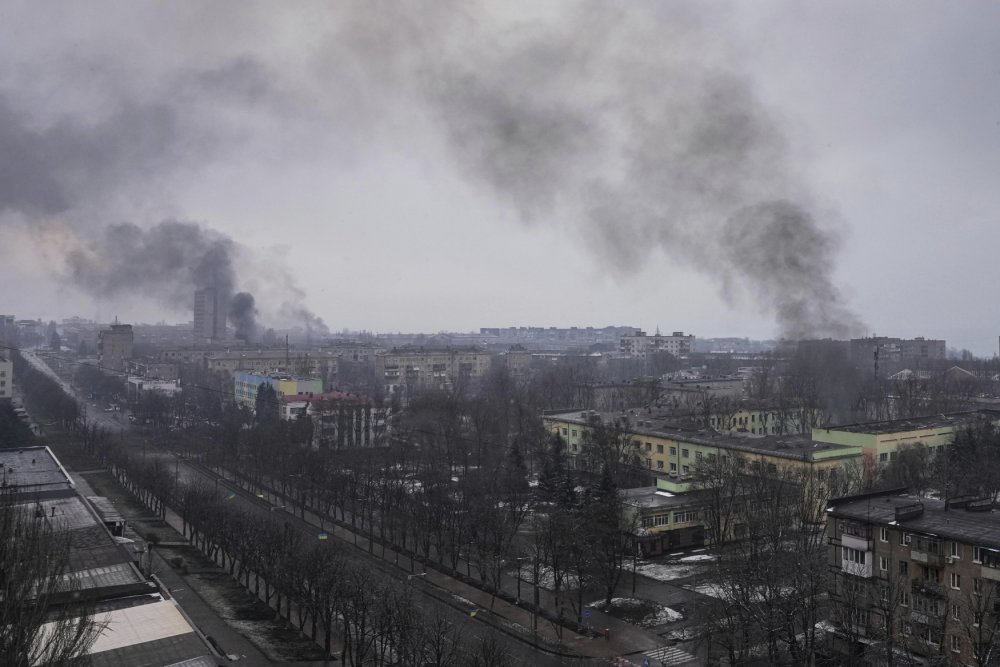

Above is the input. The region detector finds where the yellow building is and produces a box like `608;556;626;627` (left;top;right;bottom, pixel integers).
812;409;1000;469
543;409;862;492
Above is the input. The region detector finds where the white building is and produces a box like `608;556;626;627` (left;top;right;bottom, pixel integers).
619;331;695;358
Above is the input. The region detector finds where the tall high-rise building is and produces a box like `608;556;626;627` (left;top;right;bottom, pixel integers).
193;288;228;342
97;324;133;372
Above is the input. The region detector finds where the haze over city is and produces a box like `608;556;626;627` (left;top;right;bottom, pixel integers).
1;2;999;352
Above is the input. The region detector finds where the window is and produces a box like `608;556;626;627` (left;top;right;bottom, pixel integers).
669;446;677;456
657;444;664;454
951;604;960;620
572;429;577;437
653;514;669;527
562;428;567;435
641;516;653;528
844;547;867;565
656;461;664;470
898;560;909;576
951;542;961;558
880;527;888;542
646;458;652;468
900;532;909;547
900;590;910;607
645;442;652;452
681;464;690;473
571;444;578;452
879;556;889;571
924;566;940;584
879;452;888;462
974;577;983;595
696;451;703;461
669;463;677;472
682;448;689;459
951;573;961;590
952;635;961;653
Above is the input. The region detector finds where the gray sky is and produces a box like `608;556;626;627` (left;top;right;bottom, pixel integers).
1;2;998;353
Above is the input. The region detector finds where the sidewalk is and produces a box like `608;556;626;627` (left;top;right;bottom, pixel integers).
71;472;333;667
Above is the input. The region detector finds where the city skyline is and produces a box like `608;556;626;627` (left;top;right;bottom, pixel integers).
2;3;999;353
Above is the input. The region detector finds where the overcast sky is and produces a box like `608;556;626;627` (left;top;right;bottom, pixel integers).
1;2;998;353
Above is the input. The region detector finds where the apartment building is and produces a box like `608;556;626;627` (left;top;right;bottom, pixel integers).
375;348;493;395
827;490;1000;665
543;410;862;493
281;390;390;448
619;330;695;358
97;323;133;372
209;348;339;378
0;353;11;402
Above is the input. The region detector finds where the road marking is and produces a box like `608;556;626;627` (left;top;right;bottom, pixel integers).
644;644;697;665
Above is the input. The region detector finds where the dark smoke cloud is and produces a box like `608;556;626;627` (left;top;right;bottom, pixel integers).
229;292;259;342
66;220;237;305
329;2;861;338
0;95;180;217
1;3;862;339
404;5;860;337
0;64;327;333
721;201;858;338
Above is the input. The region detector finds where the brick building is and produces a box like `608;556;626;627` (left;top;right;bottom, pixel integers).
827;489;1000;665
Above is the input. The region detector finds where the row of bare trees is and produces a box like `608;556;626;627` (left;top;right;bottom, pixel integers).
78;418;535;666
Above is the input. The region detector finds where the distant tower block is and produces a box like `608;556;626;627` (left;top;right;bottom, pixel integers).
193;288;229;342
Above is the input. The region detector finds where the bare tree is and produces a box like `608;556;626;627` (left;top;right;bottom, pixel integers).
0;489;106;666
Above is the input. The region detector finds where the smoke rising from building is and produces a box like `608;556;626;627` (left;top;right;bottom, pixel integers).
0;3;864;338
229;292;258;343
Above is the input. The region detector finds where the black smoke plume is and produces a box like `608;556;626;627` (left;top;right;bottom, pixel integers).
66;220;237;306
229;292;259;342
0;4;862;338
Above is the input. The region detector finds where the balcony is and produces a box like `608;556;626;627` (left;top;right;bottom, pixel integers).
842;557;873;578
982;563;1000;582
841;533;871;552
910;549;944;568
912;579;945;598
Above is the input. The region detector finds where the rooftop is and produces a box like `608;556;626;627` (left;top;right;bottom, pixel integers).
0;446;74;494
282;390;368;404
829;491;1000;550
621;486;708;510
821;409;1000;435
545;410;856;461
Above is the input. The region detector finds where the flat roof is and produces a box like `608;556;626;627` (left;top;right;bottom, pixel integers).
822;409;1000;435
545;410;857;461
622;487;708;510
830;493;1000;550
0;446;74;493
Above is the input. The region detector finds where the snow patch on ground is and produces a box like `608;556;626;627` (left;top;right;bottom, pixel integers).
634;562;701;581
678;554;715;563
687;582;728;599
588;597;683;629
